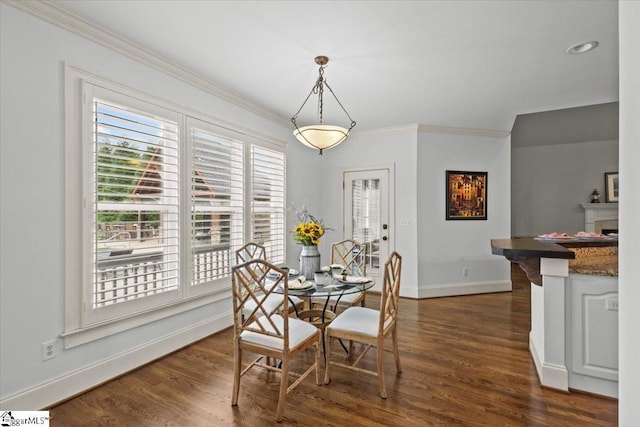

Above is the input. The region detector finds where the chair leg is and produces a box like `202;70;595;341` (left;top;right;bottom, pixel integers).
315;331;322;385
392;327;401;373
231;343;241;406
276;356;289;422
324;332;332;384
377;336;387;399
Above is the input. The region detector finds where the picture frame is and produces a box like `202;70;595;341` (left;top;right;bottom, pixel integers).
604;172;619;202
446;170;487;220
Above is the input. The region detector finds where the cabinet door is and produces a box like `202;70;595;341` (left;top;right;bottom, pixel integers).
570;275;618;381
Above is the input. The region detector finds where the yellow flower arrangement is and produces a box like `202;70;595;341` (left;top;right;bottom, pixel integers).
291;205;328;246
293;221;325;246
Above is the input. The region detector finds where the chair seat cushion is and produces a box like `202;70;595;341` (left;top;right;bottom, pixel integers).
326;291;363;305
241;315;318;350
327;306;380;338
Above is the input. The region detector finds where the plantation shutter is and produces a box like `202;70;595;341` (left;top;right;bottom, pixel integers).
92;98;180;309
190;126;244;285
250;146;286;264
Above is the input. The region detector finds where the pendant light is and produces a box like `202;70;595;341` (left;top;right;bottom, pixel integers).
291;56;356;155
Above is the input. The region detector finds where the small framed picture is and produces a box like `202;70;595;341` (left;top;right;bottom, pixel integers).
604;172;619;203
446;171;487;220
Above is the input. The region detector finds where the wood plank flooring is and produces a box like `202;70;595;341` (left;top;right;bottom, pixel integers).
49;266;618;426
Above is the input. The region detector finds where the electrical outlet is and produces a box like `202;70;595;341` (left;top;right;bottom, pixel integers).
42;340;56;361
462;267;469;276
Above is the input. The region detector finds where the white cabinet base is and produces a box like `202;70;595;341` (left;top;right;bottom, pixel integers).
529;261;618;398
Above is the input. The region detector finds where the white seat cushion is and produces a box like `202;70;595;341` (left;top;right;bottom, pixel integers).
241;315;319;351
327;306;380;338
326;291;363;306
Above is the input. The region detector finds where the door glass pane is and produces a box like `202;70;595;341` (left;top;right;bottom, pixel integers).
351;178;380;271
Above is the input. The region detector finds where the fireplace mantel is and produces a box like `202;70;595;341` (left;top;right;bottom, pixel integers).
581;203;618;233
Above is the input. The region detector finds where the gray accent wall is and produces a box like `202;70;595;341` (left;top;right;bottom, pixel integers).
511;102;618;147
511;139;618;237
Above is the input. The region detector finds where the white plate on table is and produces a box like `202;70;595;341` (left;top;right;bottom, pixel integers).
287;280;314;290
267;268;299;279
337;276;372;285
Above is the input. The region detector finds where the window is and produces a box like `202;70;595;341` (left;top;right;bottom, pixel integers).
189;120;244;290
250;146;285;264
92;98;180;309
64;67;286;346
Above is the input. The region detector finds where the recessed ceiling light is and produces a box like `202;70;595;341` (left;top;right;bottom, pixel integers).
565;41;599;55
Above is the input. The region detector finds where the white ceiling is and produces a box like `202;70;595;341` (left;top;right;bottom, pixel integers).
50;0;619;133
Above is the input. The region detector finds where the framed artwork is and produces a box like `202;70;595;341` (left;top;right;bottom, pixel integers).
605;172;619;202
446;171;487;220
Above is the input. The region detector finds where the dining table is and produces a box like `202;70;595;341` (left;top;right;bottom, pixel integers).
270;268;375;355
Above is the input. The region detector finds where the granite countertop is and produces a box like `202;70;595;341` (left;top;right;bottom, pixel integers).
568;246;618;276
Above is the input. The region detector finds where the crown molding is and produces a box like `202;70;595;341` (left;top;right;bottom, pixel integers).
351;123;510;139
418;124;510;138
351;124;420;137
4;0;291;129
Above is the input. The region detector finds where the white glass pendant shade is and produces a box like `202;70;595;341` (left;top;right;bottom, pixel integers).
293;124;349;151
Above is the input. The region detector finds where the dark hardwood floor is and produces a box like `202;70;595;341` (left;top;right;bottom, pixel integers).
50;266;617;426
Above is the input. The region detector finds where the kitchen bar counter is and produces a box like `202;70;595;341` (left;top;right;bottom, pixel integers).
491;236;619;398
491;237;618;285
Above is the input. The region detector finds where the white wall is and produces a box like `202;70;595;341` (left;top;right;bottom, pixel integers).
618;1;640;424
318;126;419;297
316;125;512;299
512;139;618;237
416;129;511;297
0;4;319;409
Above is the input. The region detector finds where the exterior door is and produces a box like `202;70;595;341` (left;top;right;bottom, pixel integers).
343;168;391;277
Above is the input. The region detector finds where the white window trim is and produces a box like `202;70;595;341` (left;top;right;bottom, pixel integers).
63;64;286;348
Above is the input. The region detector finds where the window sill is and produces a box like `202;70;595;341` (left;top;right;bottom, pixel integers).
61;287;230;348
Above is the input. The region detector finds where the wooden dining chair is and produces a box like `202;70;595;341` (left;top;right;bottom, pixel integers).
324;251;402;398
235;242;303;317
326;239;367;309
231;259;322;422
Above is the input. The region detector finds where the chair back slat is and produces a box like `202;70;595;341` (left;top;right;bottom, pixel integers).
232;259;290;348
331;239;367;276
235;242;267;264
379;251;402;332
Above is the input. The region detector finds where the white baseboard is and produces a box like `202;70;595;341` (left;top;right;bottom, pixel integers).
529;332;569;391
569;373;618;399
529;331;543;378
417;280;512;299
0;312;233;410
